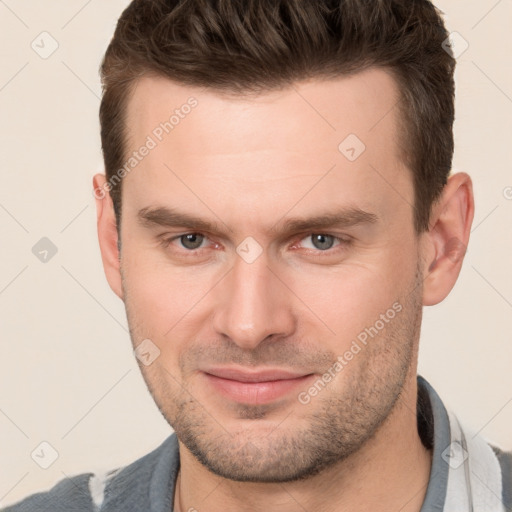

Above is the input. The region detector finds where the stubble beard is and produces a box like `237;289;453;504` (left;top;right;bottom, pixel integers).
124;268;423;483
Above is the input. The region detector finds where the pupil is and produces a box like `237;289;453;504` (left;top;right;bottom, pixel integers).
182;234;203;249
312;234;333;250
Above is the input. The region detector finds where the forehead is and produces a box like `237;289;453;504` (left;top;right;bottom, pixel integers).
121;68;412;232
125;67;401;152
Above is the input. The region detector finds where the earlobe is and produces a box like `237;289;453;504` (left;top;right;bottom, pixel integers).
422;172;474;306
92;174;124;301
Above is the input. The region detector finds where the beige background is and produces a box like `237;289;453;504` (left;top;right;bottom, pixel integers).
0;0;511;507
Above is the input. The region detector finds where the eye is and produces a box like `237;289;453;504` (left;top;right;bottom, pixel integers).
297;234;350;252
304;234;336;251
181;233;207;250
302;233;336;251
161;233;208;251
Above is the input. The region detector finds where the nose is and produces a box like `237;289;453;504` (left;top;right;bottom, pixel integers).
211;250;296;350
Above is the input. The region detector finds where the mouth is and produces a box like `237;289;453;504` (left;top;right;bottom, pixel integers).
201;367;315;405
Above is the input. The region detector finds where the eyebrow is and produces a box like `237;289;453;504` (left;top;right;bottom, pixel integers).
137;205;379;236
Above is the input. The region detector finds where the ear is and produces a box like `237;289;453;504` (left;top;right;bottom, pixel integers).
93;174;124;301
421;172;475;306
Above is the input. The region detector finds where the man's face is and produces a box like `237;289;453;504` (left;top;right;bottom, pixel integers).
118;68;425;482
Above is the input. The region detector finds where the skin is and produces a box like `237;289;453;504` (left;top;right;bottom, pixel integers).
93;67;474;512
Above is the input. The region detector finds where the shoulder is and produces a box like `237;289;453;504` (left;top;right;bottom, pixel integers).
2;472;96;512
2;434;179;512
491;444;512;509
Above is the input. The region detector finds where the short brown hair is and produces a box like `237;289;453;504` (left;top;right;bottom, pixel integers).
99;0;456;234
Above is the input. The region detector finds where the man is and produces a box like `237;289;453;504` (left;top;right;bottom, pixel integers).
5;0;511;511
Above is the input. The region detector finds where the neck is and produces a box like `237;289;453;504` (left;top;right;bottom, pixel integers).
174;377;432;512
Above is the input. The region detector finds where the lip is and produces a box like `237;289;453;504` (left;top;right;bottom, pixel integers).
201;367;315;404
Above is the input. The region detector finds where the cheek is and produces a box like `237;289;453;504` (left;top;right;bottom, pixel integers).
121;250;220;363
286;252;415;344
122;247;205;319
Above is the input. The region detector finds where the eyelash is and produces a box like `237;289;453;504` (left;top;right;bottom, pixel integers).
158;232;353;257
